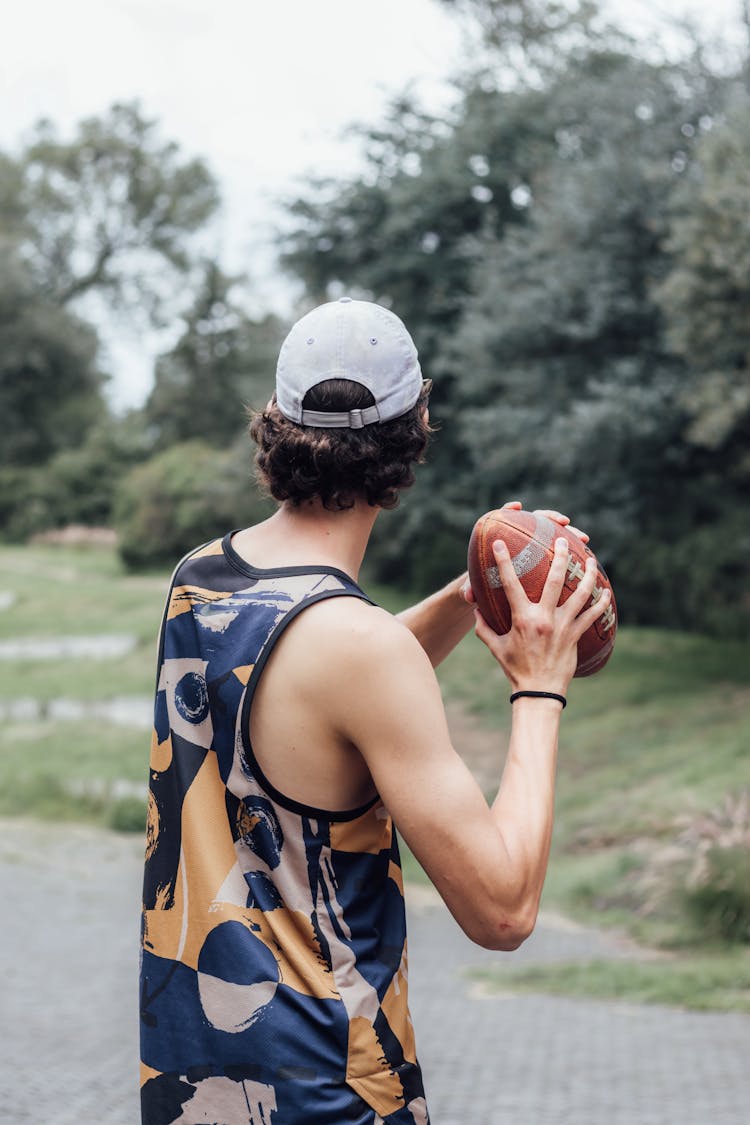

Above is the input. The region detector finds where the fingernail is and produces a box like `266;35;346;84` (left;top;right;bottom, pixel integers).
493;540;507;557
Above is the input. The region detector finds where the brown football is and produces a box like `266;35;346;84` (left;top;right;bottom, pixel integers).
467;508;617;677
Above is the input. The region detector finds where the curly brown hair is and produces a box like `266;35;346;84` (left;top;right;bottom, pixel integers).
249;378;433;510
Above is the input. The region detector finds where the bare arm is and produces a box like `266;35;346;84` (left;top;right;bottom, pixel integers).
395;573;474;668
327;536;609;950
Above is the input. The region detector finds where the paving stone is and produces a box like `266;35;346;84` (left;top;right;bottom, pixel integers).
2;821;749;1124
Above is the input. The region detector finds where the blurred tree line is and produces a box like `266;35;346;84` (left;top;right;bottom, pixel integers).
0;103;280;564
1;0;749;636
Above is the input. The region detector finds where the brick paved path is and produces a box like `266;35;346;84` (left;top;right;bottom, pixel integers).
2;821;749;1124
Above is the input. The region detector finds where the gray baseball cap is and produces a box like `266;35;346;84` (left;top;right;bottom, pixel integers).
275;297;423;428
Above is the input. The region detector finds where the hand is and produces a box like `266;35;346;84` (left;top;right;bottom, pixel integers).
461;501;589;605
472;536;611;694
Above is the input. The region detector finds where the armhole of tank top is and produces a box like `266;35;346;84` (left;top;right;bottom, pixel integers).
241;586;382;823
151;539;214;696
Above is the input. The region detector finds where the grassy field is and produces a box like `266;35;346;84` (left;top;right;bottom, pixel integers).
1;542;748;1008
432;607;750;1010
0;544;165;828
435;626;749;941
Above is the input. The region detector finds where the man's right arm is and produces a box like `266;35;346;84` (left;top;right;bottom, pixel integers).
325;536;609;949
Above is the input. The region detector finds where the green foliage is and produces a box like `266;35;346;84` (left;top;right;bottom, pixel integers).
666;792;750;946
145;261;283;446
437;0;609;71
0;101;225;544
17;101;220;321
114;439;274;570
0;414;152;540
435;622;750;949
649;86;750;636
281;16;748;635
0;251;105;471
109;796;148;834
682;846;750;945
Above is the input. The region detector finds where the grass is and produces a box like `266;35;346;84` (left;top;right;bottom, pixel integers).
0;543;167;704
1;542;749;1009
468;951;750;1013
0;543;167;639
435;625;750;944
0;718;148;831
0;543;161;829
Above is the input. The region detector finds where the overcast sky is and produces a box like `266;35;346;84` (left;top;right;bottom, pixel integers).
2;0;746;409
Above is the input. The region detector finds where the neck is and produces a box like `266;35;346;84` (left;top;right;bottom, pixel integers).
234;500;379;580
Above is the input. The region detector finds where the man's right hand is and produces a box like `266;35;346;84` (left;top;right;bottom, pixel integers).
472;535;611;695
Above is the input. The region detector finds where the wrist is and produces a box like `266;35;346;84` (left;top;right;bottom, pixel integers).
510;689;567;710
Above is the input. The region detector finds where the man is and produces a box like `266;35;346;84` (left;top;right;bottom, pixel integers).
140;297;609;1124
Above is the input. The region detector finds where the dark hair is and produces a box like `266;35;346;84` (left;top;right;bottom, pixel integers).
249;378;432;510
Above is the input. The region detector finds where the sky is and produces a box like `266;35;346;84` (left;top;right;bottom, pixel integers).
2;0;746;409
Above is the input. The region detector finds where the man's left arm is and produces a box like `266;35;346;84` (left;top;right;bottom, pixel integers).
396;573;473;668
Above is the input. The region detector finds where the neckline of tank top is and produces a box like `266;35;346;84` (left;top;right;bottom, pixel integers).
221;530;367;591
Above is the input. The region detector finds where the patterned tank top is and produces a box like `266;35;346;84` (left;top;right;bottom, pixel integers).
140;533;429;1125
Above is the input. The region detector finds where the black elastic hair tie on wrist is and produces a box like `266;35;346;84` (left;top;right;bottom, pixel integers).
509;690;567;709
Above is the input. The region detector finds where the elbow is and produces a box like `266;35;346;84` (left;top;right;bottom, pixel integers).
466;904;538;952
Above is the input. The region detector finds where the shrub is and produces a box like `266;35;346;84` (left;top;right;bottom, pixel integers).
678;792;750;945
0;416;151;542
681;845;750;945
109;795;148;834
114;438;273;570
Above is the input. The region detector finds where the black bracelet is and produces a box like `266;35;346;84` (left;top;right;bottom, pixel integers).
509;690;567;709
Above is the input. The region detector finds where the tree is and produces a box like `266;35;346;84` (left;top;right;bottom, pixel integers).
0;413;153;540
144;263;283;447
0;103;223;541
278;1;750;635
281;35;723;601
0;248;104;470
437;0;606;71
13;101;220;324
652;85;750;635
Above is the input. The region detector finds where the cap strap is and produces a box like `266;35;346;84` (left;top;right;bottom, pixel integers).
298;406;381;429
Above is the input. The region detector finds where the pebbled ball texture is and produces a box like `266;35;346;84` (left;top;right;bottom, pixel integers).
467;508;617;677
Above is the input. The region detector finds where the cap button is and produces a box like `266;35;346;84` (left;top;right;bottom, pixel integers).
339;296;352;303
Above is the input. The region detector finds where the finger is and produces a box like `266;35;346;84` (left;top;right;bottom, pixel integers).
473;606;505;648
501;500;522;510
534;508;570;526
489;539;530;614
537;537;571;612
563;555;599;617
572;587;613;641
567;525;590;543
461;578;476;604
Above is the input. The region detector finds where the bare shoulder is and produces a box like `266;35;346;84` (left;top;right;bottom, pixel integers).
292;593;432;674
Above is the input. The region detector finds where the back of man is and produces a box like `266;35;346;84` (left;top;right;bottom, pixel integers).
140;300;434;1125
140;297;610;1125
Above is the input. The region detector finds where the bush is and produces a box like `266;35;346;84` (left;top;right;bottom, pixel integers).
0;416;152;542
114;438;273;570
681;844;750;945
109;795;148;834
638;792;750;947
677;792;750;945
